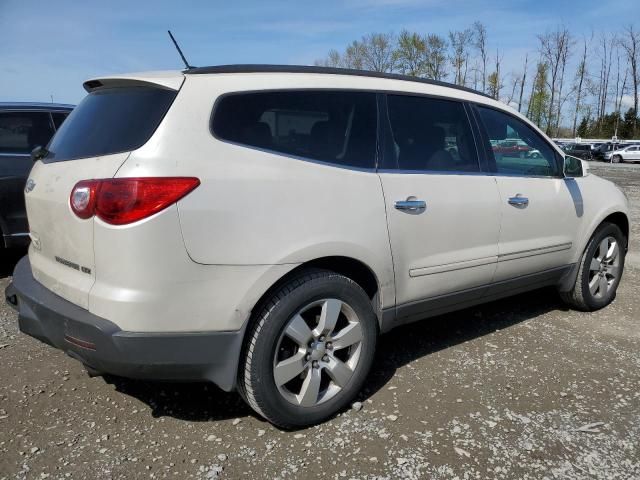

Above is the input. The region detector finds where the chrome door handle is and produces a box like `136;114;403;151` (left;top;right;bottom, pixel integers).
394;199;426;212
508;194;529;208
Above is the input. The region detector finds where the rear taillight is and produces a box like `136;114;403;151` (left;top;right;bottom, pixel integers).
70;177;200;225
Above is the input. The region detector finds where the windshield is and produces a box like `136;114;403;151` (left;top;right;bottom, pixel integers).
45;86;177;162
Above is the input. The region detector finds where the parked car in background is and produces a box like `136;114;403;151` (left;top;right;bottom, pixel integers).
0;102;73;249
605;145;640;163
4;66;629;428
492;138;532;157
563;143;596;160
593;142;627;162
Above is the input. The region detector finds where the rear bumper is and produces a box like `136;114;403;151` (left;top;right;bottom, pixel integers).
4;256;244;391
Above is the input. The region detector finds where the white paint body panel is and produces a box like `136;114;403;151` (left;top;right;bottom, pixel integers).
493;177;581;281
379;173;500;304
24;69;630;334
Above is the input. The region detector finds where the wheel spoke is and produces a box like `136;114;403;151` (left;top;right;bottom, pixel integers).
590;258;601;271
326;357;353;387
589;275;600;295
331;322;363;350
607;265;620;279
598;238;609;260
297;367;322;406
599;275;608;295
274;351;307;386
285;314;313;347
315;299;342;336
605;241;619;263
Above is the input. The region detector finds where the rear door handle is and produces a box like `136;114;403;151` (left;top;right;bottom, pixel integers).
508;194;529;208
394;199;426;212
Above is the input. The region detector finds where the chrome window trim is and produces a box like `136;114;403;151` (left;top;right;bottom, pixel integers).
0;152;30;157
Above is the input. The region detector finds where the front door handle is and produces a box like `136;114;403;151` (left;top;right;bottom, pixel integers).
395;199;426;212
508;194;529;208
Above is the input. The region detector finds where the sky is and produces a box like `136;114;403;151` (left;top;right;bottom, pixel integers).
1;0;638;105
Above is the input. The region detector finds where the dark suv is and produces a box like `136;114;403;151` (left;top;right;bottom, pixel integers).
563;143;595;160
0;102;73;248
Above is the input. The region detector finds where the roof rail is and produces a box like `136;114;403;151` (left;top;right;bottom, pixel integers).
184;64;491;98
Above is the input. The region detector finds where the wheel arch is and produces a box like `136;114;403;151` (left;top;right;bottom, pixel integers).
559;210;629;292
248;256;384;326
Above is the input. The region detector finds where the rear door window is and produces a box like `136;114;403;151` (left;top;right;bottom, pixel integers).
0;111;54;154
384;94;480;172
45;86;177;162
211;91;377;169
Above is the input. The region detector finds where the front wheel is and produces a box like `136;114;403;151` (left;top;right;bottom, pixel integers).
239;269;378;428
612;155;622;163
560;222;626;311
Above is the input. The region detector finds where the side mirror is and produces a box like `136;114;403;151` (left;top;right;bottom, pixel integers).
30;145;48;162
564;155;588;178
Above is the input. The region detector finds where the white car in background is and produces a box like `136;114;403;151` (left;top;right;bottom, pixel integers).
5;65;630;428
605;145;640;163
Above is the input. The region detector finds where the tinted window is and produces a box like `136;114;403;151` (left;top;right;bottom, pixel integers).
212;91;377;168
385;95;479;172
46;87;176;162
477;106;560;177
51;112;69;130
0;111;54;154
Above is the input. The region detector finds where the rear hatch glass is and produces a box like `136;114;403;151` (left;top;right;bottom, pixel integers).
45;86;176;162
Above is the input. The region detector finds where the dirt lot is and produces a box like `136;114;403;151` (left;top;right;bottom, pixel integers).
1;163;639;479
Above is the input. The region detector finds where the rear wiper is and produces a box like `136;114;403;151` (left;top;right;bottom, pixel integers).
30;145;49;162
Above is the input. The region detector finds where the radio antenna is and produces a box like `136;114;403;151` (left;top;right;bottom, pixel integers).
168;30;194;70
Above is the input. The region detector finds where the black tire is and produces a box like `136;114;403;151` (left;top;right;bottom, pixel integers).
560;222;626;311
238;269;378;429
612;155;622;163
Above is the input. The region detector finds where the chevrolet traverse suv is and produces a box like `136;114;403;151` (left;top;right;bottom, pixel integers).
5;66;629;428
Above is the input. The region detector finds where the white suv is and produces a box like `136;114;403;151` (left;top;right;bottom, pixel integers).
5;66;630;428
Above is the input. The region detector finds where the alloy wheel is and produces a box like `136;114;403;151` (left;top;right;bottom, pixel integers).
273;299;363;407
588;236;621;299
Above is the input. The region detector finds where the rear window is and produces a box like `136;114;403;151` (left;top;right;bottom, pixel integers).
45;86;177;162
211;91;377;169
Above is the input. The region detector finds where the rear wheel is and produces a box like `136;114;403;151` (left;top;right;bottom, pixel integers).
560;222;626;311
239;269;377;428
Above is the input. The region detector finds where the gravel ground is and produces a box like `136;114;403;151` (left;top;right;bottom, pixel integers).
1;163;639;479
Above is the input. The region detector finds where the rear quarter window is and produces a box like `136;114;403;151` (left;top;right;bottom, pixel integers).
45;86;177;162
211;90;378;169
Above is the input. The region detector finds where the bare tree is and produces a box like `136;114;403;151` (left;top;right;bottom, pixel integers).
538;26;572;135
472;22;488;93
424;34;449;81
449;29;473;86
518;54;528;112
572;38;589;136
360;33;396;73
506;73;520;106
314;49;342;68
620;25;639;136
487;49;503;100
343;40;366;70
394;30;426;76
613;52;629;136
593;33;616;133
